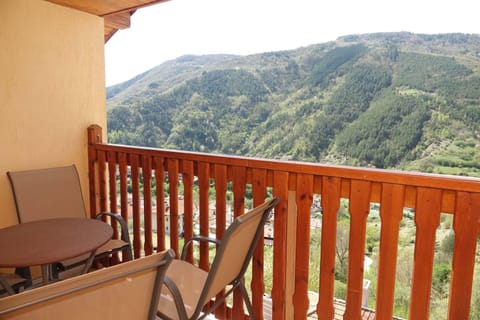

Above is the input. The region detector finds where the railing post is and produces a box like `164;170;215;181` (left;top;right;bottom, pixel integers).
448;192;480;319
317;176;342;320
375;184;405;319
272;172;290;320
87;124;103;145
285;190;297;320
293;175;314;320
87;125;103;218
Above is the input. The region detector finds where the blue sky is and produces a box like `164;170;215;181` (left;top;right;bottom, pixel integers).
105;0;479;86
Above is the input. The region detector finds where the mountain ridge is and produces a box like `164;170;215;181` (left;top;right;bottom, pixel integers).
107;32;480;177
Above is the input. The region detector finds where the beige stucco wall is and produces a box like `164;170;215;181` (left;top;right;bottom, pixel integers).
0;0;107;227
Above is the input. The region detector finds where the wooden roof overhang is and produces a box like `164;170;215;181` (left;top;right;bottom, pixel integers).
45;0;170;42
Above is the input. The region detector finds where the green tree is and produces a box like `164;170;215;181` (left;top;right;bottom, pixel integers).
335;220;350;282
167;106;217;152
440;230;455;259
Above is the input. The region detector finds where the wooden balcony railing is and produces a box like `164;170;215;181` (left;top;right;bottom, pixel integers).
87;125;480;320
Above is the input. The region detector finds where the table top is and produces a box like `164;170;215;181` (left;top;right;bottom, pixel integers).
0;218;113;267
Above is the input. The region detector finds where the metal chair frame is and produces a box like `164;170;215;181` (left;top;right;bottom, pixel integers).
157;197;280;320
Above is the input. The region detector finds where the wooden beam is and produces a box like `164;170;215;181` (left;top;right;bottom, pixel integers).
104;12;131;30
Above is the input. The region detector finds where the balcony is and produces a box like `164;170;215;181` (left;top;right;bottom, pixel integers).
3;2;479;317
3;1;473;318
86;125;480;319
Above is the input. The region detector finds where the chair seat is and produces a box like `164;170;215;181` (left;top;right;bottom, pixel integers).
97;239;129;253
59;239;129;267
54;240;130;280
158;260;208;319
0;274;25;286
0;273;27;296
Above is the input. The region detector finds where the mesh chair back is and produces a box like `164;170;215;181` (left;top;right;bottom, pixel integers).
203;197;279;302
7;165;87;222
0;250;174;320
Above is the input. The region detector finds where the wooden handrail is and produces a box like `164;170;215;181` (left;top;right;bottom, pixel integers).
87;125;480;320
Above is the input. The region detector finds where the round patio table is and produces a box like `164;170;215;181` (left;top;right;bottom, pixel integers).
0;218;113;284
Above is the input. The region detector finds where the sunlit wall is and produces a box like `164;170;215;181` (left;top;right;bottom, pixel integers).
0;0;107;227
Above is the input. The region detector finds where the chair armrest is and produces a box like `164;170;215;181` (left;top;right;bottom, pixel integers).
161;276;189;319
95;212;131;245
181;236;221;260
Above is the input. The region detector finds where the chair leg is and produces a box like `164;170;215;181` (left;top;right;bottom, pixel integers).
238;279;256;320
15;267;32;289
125;245;133;261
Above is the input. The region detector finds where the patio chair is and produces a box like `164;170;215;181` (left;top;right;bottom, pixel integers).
157;197;280;320
7;165;133;279
0;272;29;296
0;250;174;320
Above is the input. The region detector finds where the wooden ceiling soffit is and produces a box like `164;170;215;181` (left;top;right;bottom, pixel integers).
104;11;133;42
44;0;170;42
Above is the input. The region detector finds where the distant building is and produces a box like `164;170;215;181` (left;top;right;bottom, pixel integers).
156;198;184;236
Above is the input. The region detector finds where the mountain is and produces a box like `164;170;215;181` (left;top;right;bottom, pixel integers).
106;32;480;177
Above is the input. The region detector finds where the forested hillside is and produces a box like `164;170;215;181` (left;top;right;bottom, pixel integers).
107;32;480;177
